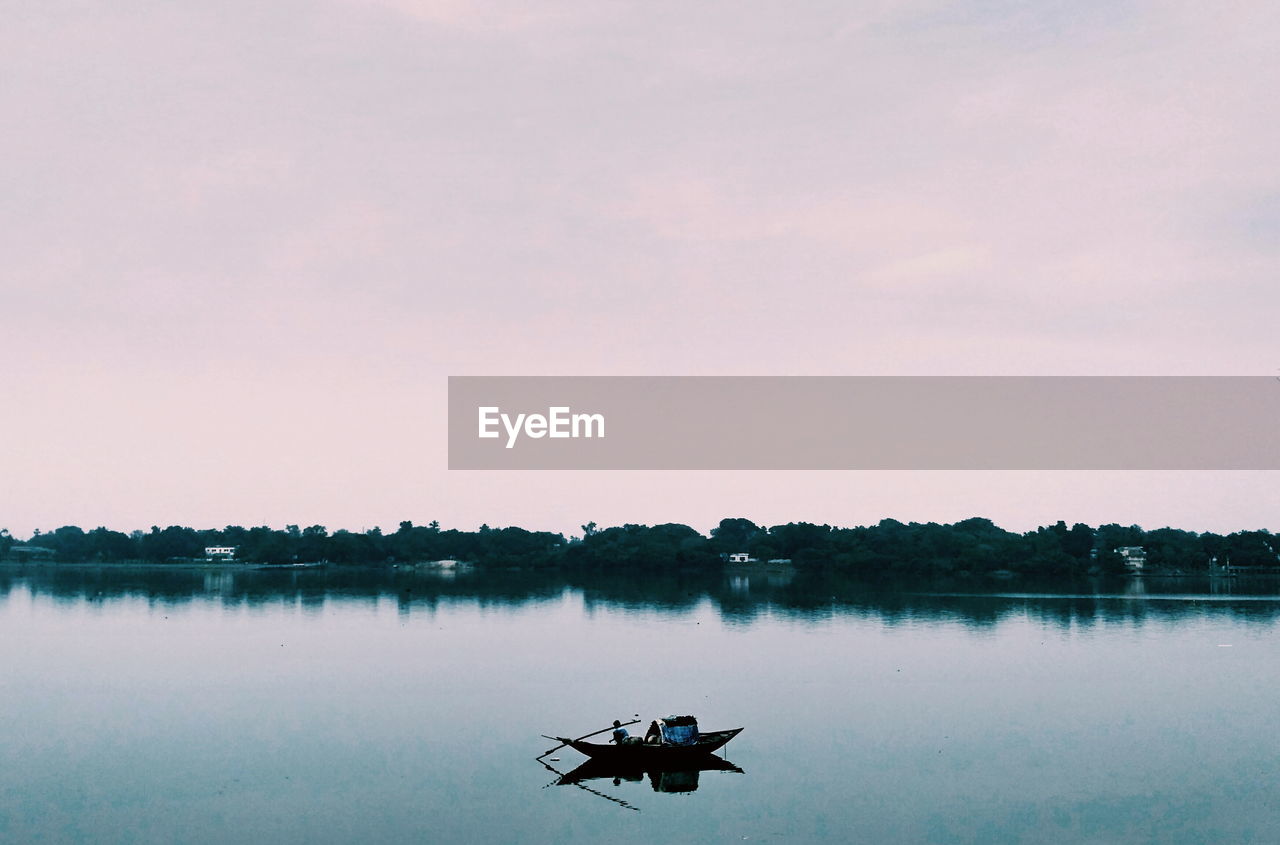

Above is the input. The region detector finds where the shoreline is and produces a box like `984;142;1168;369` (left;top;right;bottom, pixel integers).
0;560;330;571
2;559;1277;580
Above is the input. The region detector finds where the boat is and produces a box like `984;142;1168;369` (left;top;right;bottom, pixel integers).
559;728;743;760
549;715;743;762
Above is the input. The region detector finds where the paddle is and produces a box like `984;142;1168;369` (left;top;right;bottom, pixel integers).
538;716;640;759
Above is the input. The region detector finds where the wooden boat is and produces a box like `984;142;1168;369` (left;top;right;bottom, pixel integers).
555;727;743;761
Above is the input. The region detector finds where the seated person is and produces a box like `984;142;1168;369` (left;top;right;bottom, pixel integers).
611;720;630;744
644;721;662;745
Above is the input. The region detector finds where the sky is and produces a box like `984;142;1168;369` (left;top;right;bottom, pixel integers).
3;0;1278;539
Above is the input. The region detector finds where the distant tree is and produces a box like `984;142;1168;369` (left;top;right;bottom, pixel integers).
476;526;565;567
298;525;329;562
1223;530;1277;568
328;529;372;564
11;516;1267;576
766;523;832;563
245;526;293;564
709;518;762;553
140;526;203;561
1200;531;1227;564
1144;527;1205;570
1063;523;1095;560
564;522;713;570
87;527;136;561
48;526;91;561
1095;523;1144;552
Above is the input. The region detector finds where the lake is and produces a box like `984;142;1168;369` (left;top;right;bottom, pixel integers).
2;565;1278;844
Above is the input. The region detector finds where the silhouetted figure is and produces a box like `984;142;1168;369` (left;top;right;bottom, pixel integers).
645;720;662;745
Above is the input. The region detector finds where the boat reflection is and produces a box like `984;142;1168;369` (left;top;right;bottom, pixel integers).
542;755;744;811
559;755;744;793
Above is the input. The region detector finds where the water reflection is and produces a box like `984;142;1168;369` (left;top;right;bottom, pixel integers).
542;756;745;811
3;563;1278;844
2;564;1280;629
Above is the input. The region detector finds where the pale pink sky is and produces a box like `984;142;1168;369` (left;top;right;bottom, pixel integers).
3;0;1279;538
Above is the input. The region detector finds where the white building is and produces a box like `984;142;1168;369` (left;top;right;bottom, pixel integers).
1116;546;1146;571
728;552;756;563
204;546;237;560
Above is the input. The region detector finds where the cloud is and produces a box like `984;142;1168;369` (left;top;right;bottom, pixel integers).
336;0;607;33
2;0;1279;534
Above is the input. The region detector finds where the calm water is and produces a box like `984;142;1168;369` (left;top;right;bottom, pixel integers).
2;565;1279;844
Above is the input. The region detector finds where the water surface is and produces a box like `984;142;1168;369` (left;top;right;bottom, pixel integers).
2;566;1278;843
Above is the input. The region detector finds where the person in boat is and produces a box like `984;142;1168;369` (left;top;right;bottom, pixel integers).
644;720;662;745
611;720;630;744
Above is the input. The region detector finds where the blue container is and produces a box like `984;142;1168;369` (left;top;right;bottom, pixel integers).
660;716;699;746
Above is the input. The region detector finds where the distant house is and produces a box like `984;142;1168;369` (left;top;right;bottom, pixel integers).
204;546;237;560
1116;546;1146;571
727;553;756;563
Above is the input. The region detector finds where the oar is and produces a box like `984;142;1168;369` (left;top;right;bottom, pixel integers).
538;716;640;759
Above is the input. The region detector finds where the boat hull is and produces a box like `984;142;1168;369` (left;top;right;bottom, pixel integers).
563;728;743;760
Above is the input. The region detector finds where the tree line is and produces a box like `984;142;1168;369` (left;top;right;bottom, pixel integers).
1;518;1278;575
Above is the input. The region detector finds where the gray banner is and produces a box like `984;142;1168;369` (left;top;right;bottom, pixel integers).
448;377;1280;469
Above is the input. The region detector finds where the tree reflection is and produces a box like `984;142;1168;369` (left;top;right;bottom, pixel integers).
2;565;1280;628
